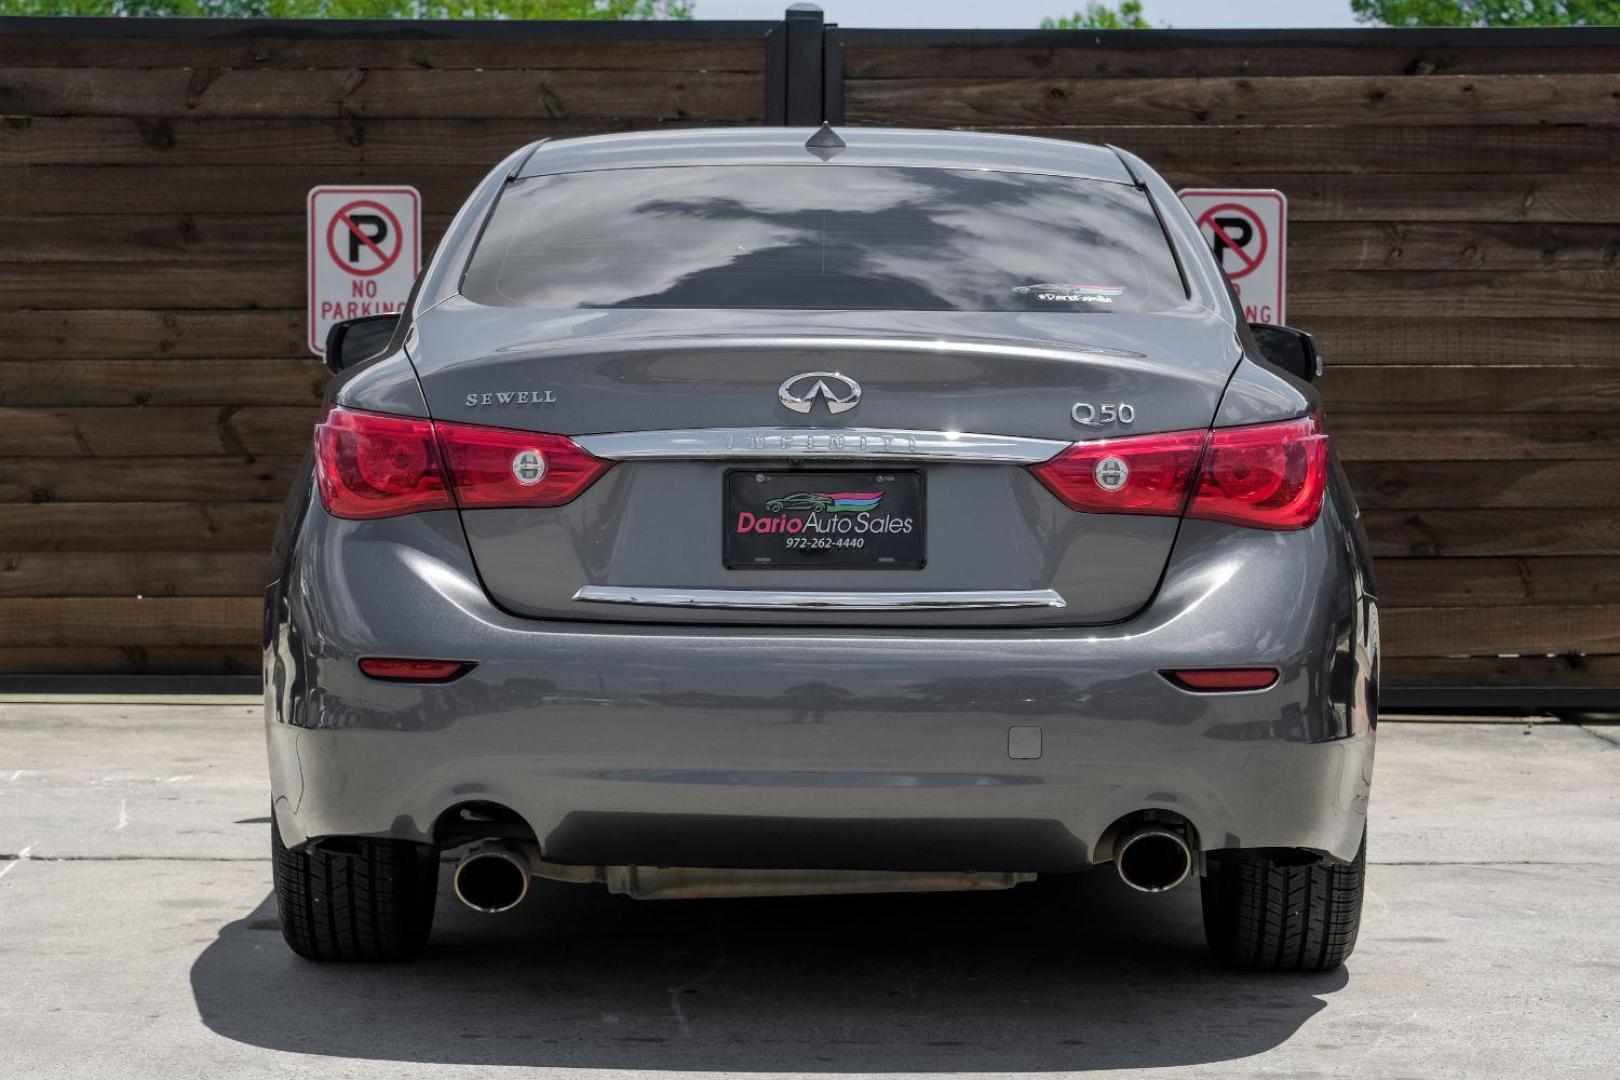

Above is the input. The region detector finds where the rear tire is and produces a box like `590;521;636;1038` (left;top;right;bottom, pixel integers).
271;815;439;961
1200;833;1366;971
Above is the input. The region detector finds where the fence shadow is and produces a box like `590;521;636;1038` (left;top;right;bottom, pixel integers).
190;868;1345;1071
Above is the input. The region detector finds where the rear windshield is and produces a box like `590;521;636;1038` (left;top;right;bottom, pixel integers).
461;165;1186;313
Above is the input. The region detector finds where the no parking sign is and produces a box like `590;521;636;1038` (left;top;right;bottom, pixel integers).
307;185;422;355
1179;189;1287;325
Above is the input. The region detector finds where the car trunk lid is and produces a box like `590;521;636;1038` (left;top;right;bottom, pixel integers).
406;302;1239;627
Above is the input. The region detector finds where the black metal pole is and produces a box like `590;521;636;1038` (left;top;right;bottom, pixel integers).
782;3;826;125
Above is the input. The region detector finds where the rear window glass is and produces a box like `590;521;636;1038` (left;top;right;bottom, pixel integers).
461;165;1185;314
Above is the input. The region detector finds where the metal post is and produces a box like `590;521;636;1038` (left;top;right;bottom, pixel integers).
783;3;825;125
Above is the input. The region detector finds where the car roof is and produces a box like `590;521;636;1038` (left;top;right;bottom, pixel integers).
516;126;1135;185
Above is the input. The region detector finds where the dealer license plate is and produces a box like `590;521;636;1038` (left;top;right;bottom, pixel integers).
723;470;925;569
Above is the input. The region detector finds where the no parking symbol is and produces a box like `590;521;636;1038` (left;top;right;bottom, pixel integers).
307;185;421;355
1179;189;1287;325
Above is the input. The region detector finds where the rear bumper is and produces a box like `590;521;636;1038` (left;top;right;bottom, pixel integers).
266;497;1376;870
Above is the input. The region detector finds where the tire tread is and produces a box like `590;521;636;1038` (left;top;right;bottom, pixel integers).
1201;833;1366;972
271;816;437;961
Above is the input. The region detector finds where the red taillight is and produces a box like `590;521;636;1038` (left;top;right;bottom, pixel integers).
314;407;611;519
1164;667;1280;692
315;408;453;520
1029;414;1328;531
1028;429;1206;516
434;421;611;509
1190;415;1329;530
358;657;474;682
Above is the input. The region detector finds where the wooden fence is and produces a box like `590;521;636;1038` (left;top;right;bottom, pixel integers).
0;16;774;677
1;13;1617;695
829;26;1620;693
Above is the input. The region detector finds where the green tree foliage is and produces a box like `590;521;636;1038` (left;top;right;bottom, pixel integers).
0;0;691;16
1041;0;1153;29
1350;0;1620;25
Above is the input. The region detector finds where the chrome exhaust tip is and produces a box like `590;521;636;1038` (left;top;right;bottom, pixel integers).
452;843;531;913
1114;825;1193;893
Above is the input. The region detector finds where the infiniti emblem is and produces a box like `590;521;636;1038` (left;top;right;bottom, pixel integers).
778;371;862;415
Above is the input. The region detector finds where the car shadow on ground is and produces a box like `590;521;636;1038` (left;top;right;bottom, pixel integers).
191;868;1346;1071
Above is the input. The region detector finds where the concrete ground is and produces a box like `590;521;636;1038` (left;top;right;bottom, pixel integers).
0;700;1616;1079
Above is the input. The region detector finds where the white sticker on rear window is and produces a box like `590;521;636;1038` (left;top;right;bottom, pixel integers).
1015;283;1126;304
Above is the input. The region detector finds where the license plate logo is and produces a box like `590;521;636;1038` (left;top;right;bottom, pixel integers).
762;490;883;514
737;489;912;537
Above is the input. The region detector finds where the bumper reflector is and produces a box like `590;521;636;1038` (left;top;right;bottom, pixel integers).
358;658;475;682
1163;667;1279;692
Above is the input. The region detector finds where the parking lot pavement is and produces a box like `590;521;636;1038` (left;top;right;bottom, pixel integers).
0;701;1616;1080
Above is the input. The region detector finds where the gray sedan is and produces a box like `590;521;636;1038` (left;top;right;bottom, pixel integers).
265;126;1376;970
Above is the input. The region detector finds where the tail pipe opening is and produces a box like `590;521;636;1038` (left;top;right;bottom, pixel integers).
1113;823;1194;893
452;842;531;913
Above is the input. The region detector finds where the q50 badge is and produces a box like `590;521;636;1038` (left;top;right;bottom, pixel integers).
1072;402;1136;427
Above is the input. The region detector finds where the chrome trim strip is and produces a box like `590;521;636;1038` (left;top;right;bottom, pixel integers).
574;428;1068;464
572;586;1067;611
494;334;1145;365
